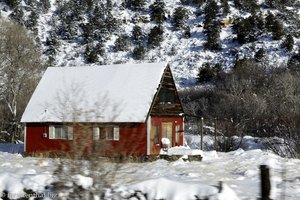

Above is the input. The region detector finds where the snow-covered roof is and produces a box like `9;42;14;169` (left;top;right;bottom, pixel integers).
21;63;168;123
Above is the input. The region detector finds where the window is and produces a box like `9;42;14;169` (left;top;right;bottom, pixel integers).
175;125;180;144
158;88;176;103
93;127;100;140
154;125;159;144
49;125;73;140
106;127;114;140
98;127;119;141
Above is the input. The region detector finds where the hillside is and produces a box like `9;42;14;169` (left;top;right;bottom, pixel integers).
1;0;300;86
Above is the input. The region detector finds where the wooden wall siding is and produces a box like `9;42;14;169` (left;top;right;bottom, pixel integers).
150;66;184;116
26;123;147;156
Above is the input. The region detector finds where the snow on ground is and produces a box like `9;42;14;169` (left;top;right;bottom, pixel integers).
0;140;300;199
110;149;300;200
0;152;55;199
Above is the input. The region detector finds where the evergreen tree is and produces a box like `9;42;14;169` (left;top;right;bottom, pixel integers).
255;48;265;62
114;34;130;52
172;7;189;30
204;20;221;50
94;42;105;57
197;63;215;83
272;19;285;40
183;26;191;38
265;12;276;32
92;5;108;37
203;0;218;26
203;0;221;50
233;0;242;10
132;25;144;44
147;25;164;48
5;0;19;8
221;0;230;16
181;0;204;6
45;31;59;56
132;45;146;60
105;0;118;33
84;0;94;10
282;34;294;51
150;0;166;24
233;14;264;44
40;0;51;13
124;0;146;11
81;20;94;44
287;51;300;73
25;10;38;29
85;44;98;63
84;42;104;64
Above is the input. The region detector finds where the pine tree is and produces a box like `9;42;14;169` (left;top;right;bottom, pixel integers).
105;0;118;33
221;0;230;16
150;0;166;24
5;0;19;8
204;0;218;25
233;0;242;9
40;0;51;13
84;0;94;10
287;51;300;73
265;12;276;32
272;19;285;40
132;25;144;44
233;14;264;44
85;44;98;63
132;45;146;60
197;63;215;83
147;25;164;48
203;0;221;50
94;42;105;57
183;26;191;38
114;35;130;52
172;7;189;30
25;10;38;29
255;48;265;62
282;34;294;51
125;0;146;11
81;19;93;44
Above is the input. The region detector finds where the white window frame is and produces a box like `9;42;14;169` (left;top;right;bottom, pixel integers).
97;126;119;141
93;127;100;140
49;125;73;140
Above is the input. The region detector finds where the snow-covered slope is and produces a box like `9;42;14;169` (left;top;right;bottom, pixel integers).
1;0;300;86
1;148;300;199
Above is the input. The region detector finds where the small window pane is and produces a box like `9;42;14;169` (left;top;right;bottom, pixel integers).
54;126;68;139
114;127;119;141
93;127;100;140
154;126;159;144
106;127;114;140
100;128;106;140
175;125;180;144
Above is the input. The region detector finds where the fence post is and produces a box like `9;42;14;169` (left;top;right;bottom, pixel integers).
260;165;271;200
214;118;217;151
201;117;204;150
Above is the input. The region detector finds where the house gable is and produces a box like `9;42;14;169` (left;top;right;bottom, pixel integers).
149;65;184;117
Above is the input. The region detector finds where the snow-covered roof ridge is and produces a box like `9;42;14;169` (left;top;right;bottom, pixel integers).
21;62;168;123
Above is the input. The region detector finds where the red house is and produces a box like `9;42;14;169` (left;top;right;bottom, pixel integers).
21;63;184;156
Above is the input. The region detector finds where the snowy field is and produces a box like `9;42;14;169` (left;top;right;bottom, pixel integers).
1;138;300;199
